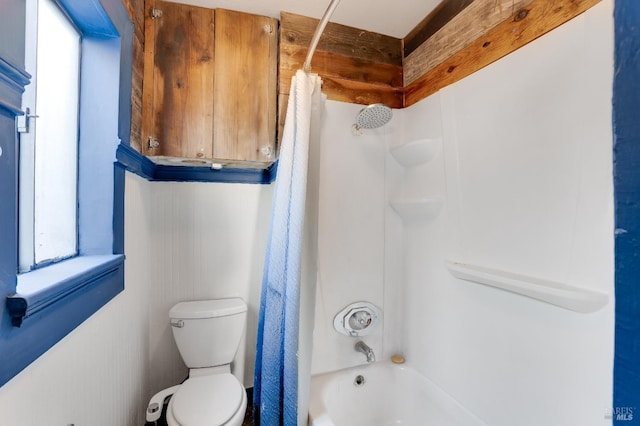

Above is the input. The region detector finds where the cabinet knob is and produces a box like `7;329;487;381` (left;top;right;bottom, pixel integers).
263;23;273;34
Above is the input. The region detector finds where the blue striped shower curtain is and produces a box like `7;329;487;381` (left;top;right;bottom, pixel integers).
254;70;324;426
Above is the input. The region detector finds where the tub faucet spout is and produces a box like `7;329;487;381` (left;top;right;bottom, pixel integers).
355;340;375;363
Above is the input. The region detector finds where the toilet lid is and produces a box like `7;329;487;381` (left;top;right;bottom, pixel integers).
171;374;243;426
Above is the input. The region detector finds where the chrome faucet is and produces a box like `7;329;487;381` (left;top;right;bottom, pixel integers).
355;340;375;363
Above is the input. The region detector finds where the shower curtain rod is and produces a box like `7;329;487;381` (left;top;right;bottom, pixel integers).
303;0;342;72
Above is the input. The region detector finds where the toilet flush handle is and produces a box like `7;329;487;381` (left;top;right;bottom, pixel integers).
170;319;184;328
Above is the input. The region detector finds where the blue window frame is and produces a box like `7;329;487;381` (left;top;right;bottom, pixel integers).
0;0;132;387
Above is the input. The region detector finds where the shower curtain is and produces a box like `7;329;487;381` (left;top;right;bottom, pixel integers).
254;70;324;426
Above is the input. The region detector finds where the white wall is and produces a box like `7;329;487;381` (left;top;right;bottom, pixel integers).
398;2;614;426
310;100;402;374
0;173;273;425
0;173;152;425
0;3;614;424
143;178;272;393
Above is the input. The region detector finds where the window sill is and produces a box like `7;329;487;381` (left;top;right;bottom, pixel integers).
7;254;125;327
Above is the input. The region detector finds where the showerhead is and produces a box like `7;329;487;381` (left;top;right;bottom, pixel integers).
356;103;393;129
352;104;393;135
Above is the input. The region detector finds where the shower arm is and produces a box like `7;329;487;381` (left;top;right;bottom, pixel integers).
302;0;342;73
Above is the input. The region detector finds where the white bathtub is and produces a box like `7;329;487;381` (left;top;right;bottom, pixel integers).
308;361;487;426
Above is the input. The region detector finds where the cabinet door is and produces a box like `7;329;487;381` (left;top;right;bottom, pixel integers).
213;9;278;163
142;0;214;159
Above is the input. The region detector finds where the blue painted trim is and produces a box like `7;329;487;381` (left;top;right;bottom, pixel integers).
7;255;124;327
154;164;274;184
267;160;278;183
116;143;278;184
116;143;156;178
0;100;20;318
0;56;30;115
613;1;640;420
113;165;125;255
106;0;133;147
0;57;30;92
0;99;22;117
77;37;121;256
58;0;117;38
0;259;124;386
0;0;130;388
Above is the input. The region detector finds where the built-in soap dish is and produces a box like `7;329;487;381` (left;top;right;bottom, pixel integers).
390;138;441;167
389;198;442;222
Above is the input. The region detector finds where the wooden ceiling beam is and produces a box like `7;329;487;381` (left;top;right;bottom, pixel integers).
404;0;535;87
403;0;601;107
404;0;475;57
279;12;403;107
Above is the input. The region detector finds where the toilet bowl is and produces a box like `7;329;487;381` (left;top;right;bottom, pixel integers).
165;374;247;426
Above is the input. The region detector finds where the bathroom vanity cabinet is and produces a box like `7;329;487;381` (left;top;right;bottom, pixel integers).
142;1;278;168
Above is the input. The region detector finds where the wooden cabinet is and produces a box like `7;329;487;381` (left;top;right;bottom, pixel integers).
142;1;278;167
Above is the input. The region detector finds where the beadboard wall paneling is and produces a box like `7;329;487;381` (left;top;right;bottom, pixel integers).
0;174;273;424
145;179;273;394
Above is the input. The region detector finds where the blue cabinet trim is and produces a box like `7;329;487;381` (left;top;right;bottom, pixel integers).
116;143;156;177
116;143;278;184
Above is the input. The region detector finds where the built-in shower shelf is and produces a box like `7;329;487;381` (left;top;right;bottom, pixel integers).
445;261;609;313
390;198;442;221
390;138;441;167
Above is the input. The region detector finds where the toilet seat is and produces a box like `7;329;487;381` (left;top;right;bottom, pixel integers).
167;374;245;426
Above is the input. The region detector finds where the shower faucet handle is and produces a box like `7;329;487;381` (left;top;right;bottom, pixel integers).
333;301;381;337
348;310;372;330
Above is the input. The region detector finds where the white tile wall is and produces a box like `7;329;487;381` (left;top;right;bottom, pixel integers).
311;100;389;374
398;2;615;425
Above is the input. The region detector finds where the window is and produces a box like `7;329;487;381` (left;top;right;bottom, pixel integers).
0;0;132;387
19;0;81;271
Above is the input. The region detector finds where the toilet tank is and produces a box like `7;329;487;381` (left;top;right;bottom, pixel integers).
169;298;247;369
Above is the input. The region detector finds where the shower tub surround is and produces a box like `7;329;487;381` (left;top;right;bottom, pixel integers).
309;3;613;426
308;361;487;426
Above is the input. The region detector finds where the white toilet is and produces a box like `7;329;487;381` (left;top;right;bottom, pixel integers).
146;298;248;426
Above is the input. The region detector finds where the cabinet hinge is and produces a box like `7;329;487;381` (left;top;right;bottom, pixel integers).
260;145;274;159
150;8;163;19
147;136;160;150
